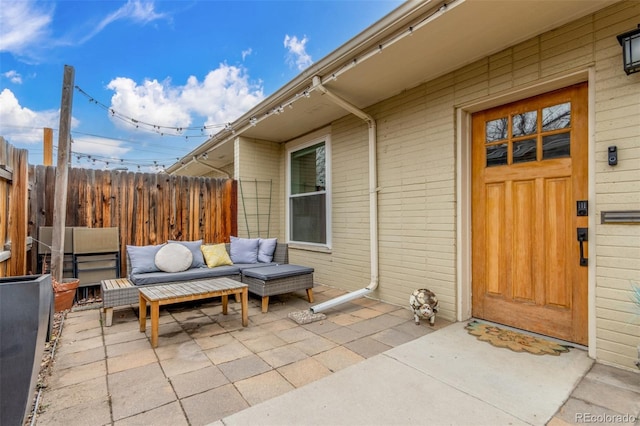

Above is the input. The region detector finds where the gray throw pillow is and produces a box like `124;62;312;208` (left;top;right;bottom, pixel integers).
168;240;206;268
127;244;165;275
230;236;259;264
258;238;277;263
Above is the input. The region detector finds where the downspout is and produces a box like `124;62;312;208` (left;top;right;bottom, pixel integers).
309;76;379;314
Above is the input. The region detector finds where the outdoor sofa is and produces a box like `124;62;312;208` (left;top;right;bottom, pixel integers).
102;237;314;325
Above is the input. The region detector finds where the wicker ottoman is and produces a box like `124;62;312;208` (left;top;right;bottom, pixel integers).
241;265;314;313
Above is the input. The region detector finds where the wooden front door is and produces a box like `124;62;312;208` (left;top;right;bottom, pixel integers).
471;83;588;345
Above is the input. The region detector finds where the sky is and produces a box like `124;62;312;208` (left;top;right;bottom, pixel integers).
0;0;401;171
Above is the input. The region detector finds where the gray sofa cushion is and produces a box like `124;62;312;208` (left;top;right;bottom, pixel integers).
242;264;314;281
168;240;206;268
258;238;277;263
127;244;165;275
131;265;240;286
230;236;259;264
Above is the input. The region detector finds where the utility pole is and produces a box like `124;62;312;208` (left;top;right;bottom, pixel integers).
50;65;74;284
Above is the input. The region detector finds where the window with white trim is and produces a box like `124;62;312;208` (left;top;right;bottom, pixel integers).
288;139;329;245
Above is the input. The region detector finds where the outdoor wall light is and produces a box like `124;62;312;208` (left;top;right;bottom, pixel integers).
617;25;640;75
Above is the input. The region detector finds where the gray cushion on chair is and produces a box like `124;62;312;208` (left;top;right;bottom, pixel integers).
242;264;314;281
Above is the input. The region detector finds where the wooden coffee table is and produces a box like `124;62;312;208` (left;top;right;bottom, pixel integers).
138;277;248;348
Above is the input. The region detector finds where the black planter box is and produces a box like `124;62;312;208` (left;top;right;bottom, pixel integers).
0;274;53;426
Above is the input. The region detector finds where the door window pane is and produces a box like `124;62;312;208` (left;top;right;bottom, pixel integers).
543;133;570;159
487;143;508;167
513;138;537;163
486;118;508;142
542;102;571;131
512;111;537;137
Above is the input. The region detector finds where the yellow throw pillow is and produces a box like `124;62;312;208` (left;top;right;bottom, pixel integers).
201;244;233;268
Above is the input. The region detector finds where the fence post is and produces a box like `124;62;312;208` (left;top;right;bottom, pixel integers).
51;65;75;284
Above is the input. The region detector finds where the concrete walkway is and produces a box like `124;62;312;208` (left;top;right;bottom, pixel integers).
34;284;640;425
217;322;607;426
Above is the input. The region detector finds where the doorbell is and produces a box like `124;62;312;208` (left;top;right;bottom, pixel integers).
608;146;618;166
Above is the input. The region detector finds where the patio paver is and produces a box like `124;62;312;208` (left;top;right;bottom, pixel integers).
234;370;295;405
277;357;333;388
217;353;272;382
170;365;229;399
108;363;175;422
180;384;248;425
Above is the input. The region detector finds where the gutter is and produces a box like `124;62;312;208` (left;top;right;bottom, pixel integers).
309;76;379;314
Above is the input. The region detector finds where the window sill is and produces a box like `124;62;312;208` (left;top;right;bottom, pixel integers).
287;243;332;254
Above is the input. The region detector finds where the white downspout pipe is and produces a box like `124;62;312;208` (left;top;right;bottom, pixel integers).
310;76;379;314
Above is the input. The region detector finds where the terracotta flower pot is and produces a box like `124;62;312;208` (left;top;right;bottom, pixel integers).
53;278;79;312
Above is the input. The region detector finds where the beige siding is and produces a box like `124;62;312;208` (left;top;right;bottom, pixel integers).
285;122;372;288
592;1;640;369
235;137;283;239
376;82;457;316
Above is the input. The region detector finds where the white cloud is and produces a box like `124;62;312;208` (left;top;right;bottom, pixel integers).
3;70;23;84
0;0;167;58
79;1;169;44
242;48;253;61
284;34;313;71
0;88;59;144
106;63;264;133
107;77;193;131
0;1;53;55
0;89;129;162
71;135;130;159
0;89;131;166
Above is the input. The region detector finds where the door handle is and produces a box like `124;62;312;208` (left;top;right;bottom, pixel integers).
577;228;588;266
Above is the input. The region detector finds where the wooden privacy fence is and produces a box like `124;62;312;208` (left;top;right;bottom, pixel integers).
29;166;237;277
0;137;30;277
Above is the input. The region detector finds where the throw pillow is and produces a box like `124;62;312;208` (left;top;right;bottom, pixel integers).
258;238;277;263
168;239;206;268
127;244;165;275
154;243;193;273
201;244;233;268
229;236;259;264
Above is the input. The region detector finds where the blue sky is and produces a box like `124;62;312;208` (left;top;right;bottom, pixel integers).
0;0;401;171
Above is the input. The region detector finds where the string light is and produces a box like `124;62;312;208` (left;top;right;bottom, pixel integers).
75;86;231;138
51;145;175;172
